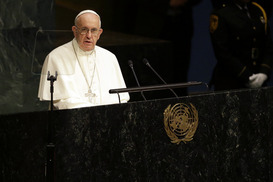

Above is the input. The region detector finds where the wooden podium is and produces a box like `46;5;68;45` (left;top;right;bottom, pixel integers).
1;86;273;181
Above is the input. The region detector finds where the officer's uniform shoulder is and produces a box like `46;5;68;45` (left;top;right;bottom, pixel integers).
209;3;232;34
211;3;233;16
250;2;267;16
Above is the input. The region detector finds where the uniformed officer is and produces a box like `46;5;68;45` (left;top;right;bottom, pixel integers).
209;0;273;91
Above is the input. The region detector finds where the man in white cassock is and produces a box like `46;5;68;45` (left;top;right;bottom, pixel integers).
38;10;130;109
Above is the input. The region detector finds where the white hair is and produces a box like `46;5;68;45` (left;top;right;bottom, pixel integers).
74;10;101;27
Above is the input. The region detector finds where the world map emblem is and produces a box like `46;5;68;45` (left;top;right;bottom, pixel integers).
164;103;198;144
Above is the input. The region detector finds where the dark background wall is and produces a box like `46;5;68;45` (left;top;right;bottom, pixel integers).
0;0;273;115
0;0;55;115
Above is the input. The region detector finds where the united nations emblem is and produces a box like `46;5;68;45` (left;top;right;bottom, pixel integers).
164;103;198;144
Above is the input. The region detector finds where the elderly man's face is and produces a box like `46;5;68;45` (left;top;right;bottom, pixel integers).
72;13;103;51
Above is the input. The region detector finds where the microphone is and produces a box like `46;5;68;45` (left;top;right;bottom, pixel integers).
143;58;178;98
128;60;147;101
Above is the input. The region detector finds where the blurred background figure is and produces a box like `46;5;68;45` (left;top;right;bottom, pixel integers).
209;0;273;91
163;0;202;96
133;0;202;96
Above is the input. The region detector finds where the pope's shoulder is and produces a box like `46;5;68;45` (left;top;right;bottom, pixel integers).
48;41;74;56
95;45;116;57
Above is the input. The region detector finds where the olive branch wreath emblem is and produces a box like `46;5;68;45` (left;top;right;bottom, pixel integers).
164;103;198;144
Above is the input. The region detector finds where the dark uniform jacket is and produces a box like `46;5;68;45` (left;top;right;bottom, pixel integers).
209;1;273;91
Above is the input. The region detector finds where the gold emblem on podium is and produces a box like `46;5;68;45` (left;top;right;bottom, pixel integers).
164;103;198;144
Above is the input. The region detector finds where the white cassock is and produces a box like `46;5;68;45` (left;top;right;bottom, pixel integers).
38;38;130;109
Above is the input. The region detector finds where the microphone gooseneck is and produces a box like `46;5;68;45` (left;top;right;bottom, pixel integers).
128;60;147;101
142;58;178;98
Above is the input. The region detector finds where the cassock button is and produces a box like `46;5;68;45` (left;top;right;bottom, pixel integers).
253;61;256;66
253;26;256;30
236;36;240;40
253;38;256;42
